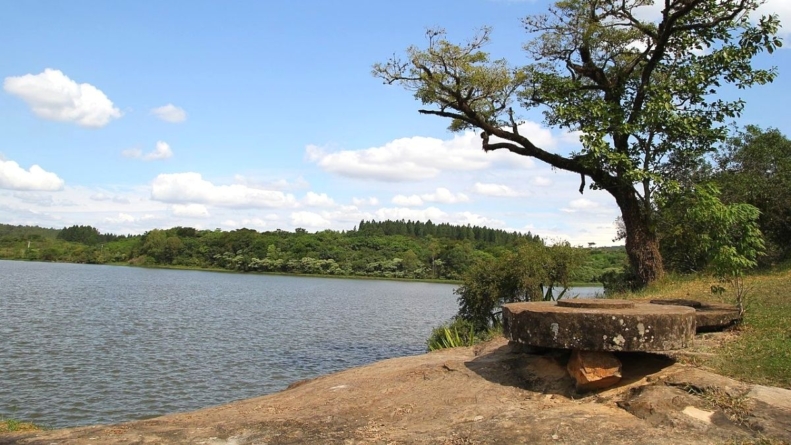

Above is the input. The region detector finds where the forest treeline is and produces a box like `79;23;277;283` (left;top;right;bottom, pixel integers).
0;220;624;283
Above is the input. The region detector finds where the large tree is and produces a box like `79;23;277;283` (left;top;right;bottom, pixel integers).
373;0;781;286
715;126;791;264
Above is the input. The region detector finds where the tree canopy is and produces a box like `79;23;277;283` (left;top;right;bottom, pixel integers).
374;0;782;287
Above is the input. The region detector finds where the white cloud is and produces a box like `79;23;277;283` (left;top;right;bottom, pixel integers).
374;206;448;221
452;211;505;227
291;211;331;228
234;175;310;191
392;194;424;207
145;141;173;161
302;191;336;207
471;182;525;197
221;218;270;230
151;172;297;208
0;159;64;191
105;213;136;224
151;104;187;123
561;198;603;213
391;188;468;207
3;69;121;128
172;203;210;218
352;196;379;206
532;176;553;187
422;187;469;204
124;141;173;161
305;123;565;182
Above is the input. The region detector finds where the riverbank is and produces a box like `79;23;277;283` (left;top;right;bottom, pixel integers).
3;336;789;445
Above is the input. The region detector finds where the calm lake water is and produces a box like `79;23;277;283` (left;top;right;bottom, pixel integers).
0;260;601;428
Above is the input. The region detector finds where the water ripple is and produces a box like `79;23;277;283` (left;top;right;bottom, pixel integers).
0;261;458;428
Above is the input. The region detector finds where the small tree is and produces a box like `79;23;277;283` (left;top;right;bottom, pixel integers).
455;242;585;331
374;0;782;288
683;184;764;316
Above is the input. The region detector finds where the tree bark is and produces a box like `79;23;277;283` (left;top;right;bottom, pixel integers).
612;187;665;287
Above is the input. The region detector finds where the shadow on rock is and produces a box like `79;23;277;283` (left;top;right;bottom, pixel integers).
464;342;677;398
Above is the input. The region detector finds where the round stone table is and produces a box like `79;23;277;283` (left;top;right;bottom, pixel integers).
502;299;696;352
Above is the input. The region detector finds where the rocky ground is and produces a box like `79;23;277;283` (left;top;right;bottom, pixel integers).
2;335;789;445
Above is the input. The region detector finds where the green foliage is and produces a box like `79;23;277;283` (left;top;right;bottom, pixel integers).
426;318;477;351
714;126;791;265
455;242;586;331
374;0;782;287
0;221;619;285
57;225;123;246
657;182;763;313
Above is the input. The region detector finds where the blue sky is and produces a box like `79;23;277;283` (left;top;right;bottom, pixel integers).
1;0;789;246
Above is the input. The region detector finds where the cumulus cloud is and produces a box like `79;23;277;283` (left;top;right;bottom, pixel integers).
392;188;468;207
471;182;526;197
422;187;469;204
123;141;173;161
172;203;210;218
532;176;553;187
151;172;297;208
452;211;505;227
145;141;173;160
374;206;448;222
392;194;424;207
151;104;187;123
234;175;310;191
3;69;121;128
221;217;272;230
291;211;331;228
352;196;379;206
302;191;336;207
105;213;136;224
305;123;566;182
561;198;604;213
0;159;64;191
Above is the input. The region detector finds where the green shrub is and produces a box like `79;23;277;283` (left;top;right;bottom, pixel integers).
427;318;476;351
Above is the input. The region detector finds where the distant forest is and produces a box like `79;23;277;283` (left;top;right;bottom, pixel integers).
0;220;625;283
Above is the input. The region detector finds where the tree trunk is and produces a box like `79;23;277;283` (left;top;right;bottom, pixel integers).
614;189;665;287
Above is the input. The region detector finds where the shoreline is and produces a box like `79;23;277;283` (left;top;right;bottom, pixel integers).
3;336;790;445
0;258;604;287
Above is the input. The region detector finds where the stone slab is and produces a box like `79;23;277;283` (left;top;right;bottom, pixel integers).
567;349;622;391
503;301;696;352
649;299;741;332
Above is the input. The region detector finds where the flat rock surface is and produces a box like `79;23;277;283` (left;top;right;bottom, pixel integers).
647;299;741;332
503;301;696;351
2;337;788;445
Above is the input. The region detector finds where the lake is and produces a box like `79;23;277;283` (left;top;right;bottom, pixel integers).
0;260;601;428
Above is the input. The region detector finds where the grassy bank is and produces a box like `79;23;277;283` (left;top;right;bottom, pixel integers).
624;269;791;389
0;418;40;433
